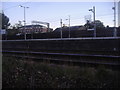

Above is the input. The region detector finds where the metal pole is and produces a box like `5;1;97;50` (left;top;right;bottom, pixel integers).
19;5;29;40
93;6;96;37
113;1;117;37
68;15;70;38
60;19;62;38
47;23;50;32
24;7;26;40
5;25;7;40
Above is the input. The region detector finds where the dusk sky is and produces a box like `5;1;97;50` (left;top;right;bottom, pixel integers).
1;1;119;29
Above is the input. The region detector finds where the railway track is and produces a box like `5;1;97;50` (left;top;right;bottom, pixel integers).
2;50;120;66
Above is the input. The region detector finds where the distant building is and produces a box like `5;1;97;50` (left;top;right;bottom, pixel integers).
18;25;52;34
118;1;120;27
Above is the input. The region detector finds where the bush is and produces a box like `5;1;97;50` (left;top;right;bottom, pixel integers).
2;56;120;88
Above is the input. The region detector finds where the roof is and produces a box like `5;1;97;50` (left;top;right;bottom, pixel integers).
19;25;46;28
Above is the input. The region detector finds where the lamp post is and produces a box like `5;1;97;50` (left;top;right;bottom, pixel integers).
89;6;96;37
69;15;70;38
60;19;63;38
19;5;29;40
4;25;7;40
112;1;117;37
66;15;71;38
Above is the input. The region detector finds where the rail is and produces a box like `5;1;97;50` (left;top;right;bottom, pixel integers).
2;50;120;66
1;37;120;42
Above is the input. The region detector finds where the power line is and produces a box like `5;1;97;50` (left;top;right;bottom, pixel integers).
44;13;115;26
3;2;30;11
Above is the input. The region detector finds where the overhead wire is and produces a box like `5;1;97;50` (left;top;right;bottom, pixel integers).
3;2;30;11
2;2;116;27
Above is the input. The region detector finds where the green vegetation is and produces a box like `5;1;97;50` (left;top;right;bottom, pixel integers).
2;56;120;88
0;13;10;29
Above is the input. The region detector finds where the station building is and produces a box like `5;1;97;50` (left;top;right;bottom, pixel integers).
18;25;52;34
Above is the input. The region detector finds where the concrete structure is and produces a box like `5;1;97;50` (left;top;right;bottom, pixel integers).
18;25;48;34
118;1;120;27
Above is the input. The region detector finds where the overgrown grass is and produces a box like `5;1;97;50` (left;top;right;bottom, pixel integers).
2;56;120;88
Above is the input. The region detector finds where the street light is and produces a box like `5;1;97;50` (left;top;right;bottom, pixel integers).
60;19;63;39
19;5;29;40
66;15;71;38
112;1;117;37
89;6;96;37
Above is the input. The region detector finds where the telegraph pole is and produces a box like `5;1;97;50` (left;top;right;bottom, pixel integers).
93;6;96;37
89;6;96;37
66;15;71;38
112;1;117;37
19;5;29;40
68;15;70;38
24;7;26;40
60;19;63;38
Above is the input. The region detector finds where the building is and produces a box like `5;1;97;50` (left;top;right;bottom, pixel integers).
18;25;52;34
118;1;120;27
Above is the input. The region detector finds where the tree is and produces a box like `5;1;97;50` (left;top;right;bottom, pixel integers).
94;20;105;28
13;21;23;29
84;20;94;29
7;28;19;35
0;12;10;29
84;20;105;29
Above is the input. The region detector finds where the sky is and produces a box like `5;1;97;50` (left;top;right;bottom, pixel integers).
1;1;119;29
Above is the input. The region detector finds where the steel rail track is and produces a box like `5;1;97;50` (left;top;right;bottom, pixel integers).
2;50;120;58
1;37;120;42
2;50;120;66
3;48;119;56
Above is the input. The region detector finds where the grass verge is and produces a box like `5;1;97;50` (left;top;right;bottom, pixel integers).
2;56;120;88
